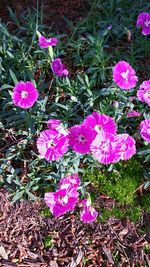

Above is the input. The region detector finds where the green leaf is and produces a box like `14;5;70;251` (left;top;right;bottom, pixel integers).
9;69;18;84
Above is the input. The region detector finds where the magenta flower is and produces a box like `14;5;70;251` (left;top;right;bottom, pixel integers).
12;81;38;109
37;129;69;161
140;119;150;143
80;199;98;223
44;186;79;217
51;58;69;77
59;173;80;189
47;119;69;136
83;112;117;136
137;12;150;36
69;124;96;154
90;132;121;164
126;110;142;117
137;80;150;106
47;119;61;130
113;61;138;90
118;134;136;160
39;35;59;48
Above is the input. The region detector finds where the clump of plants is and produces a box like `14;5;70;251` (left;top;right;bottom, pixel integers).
0;3;149;225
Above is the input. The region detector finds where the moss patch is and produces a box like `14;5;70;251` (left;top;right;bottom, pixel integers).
84;158;142;205
100;206;141;222
83;158;149;221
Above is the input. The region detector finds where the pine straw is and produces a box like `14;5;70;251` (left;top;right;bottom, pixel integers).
0;188;150;266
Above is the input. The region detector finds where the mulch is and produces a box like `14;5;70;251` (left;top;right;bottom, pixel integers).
0;188;150;267
0;0;88;32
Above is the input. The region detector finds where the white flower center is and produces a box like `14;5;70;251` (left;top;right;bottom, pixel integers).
78;135;86;143
59;195;68;205
122;143;127;151
21;90;28;99
144;90;150;99
101;142;110;153
147;128;150;135
46;38;52;43
121;70;129;81
144;19;150;27
94;125;102;133
47;139;55;148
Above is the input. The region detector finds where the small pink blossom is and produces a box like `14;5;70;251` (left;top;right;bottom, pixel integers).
80;199;98;223
126;110;142;117
113;60;138;90
112;101;119;108
129;96;136;102
137;80;150;106
59;173;80;189
137;12;150;36
90;132;121;164
44;186;79;217
83;112;117;136
12;81;38;109
51;58;69;77
37;129;69;161
69;124;96;154
118;134;136;160
140;119;150;143
39;35;59;48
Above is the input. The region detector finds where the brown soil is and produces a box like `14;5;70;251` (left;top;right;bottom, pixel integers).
0;0;88;32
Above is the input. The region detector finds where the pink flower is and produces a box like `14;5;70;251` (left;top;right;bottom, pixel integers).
137;12;150;36
117;134;136;160
83;112;117;136
129;96;136;102
12;81;38;109
90;132;121;164
47;119;68;136
69;124;96;154
44;186;79;217
140;119;150;143
51;58;69;77
39;35;59;48
80;199;98;223
113;61;138;90
126;110;142;117
47;119;61;130
37;129;69;161
137;80;150;106
59;173;80;189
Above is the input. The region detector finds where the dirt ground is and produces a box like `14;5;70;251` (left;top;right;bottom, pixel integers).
0;0;88;32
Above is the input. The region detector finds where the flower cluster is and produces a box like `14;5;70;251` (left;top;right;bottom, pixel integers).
37;112;136;165
38;34;69;77
44;174;98;223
